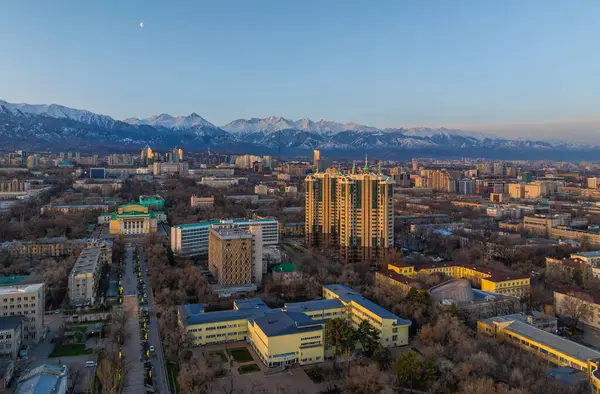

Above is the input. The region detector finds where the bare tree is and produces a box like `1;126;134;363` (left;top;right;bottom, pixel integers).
96;355;130;394
176;357;216;394
556;291;594;330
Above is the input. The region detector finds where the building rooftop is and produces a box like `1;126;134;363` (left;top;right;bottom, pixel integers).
71;247;102;276
555;287;600;305
15;364;68;394
173;218;277;230
284;299;343;313
547;366;587;387
251;311;323;337
392;261;529;282
210;226;253;239
180;307;270;326
0;283;43;295
572;251;600;258
234;298;269;311
505;320;600;362
272;263;297;273
0;316;23;331
324;284;412;327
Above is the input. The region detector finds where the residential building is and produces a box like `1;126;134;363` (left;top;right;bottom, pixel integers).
313;150;320;171
199;177;246;188
15;364;68;394
26;155;41;169
153;162;189;175
478;314;600;387
190;195;214;209
171;218;279;257
68;247;106;307
178;284;411;367
0;317;23;359
41;204;110;215
549;226;600;248
588;178;600;190
140;145;153;162
107;203;158;235
523;214;571;236
0;283;44;344
305;165;394;261
422;170;456;192
508;183;526;199
0;237;111;260
457;178;475;195
0;181;30;193
208;226;263;286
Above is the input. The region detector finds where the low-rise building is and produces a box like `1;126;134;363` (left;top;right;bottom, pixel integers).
68;247;107;307
106;203;158;235
199;177;247;188
0;237;111;260
178;284;411;367
0;316;23;359
554;288;600;331
190;195;214;209
41;204;111;215
15;364;68;394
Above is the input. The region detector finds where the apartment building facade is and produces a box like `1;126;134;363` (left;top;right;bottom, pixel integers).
208;226;263;286
0;284;44;344
0;317;23;359
68;247;107;307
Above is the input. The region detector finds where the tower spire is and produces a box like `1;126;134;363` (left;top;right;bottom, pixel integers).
352;161;356;174
363;152;369;170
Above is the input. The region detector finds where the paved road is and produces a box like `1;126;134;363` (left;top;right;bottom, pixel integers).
139;247;170;394
122;246;146;394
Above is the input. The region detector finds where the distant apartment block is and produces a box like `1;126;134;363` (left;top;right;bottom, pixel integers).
171;218;279;257
68;247;108;307
199;177;247;188
0;317;23;360
0;237;112;260
152;162;189;175
41;204;111;215
588;178;600;190
190;195;214;209
0;284;45;344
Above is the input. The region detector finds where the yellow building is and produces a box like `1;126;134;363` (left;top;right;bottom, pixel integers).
383;261;530;297
478;314;600;390
108;203;157;235
178;284;411;367
140;145;153;161
305;163;394;260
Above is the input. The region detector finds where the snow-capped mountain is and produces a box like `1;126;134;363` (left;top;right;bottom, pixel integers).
0;99;598;159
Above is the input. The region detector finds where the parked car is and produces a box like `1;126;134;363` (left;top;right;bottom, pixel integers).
85;361;97;367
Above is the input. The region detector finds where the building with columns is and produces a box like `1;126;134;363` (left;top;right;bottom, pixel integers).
107;203;158;235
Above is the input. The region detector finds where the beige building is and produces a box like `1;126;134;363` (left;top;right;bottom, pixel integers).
421;170;455;192
588;178;600;190
523;214;571;236
190;195;214;209
208;226;263;286
152;162;189;175
549;227;600;248
68;247;108;307
0;284;44;344
305;165;394;260
508;183;525;199
554;289;600;330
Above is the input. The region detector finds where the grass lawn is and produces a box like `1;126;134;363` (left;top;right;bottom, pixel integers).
48;343;93;358
166;362;179;394
238;364;260;374
227;347;254;363
209;350;228;363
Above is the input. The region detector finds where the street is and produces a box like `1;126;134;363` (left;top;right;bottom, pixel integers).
139;246;170;394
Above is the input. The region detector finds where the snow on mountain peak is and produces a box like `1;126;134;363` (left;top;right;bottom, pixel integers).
125;112;217;129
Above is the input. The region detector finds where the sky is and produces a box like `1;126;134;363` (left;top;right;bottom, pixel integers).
1;0;600;141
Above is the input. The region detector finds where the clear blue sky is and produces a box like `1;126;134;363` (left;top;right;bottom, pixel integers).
1;0;599;138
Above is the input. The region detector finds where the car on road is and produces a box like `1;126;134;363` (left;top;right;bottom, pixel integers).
150;345;155;352
85;361;97;367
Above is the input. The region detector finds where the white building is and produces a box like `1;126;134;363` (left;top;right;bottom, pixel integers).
199;177;246;188
171;218;279;257
68;247;106;307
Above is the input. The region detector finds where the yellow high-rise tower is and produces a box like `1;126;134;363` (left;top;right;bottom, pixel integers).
305;159;394;261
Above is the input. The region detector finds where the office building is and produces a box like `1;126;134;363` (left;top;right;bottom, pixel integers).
0;283;44;344
171;218;279;257
107;203;158;235
68;247;107;307
208;226;263;286
15;364;68;394
305;163;394;260
171;147;183;163
0;317;23;359
178;284;411;367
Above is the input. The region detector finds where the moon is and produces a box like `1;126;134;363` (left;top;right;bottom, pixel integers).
140;22;144;28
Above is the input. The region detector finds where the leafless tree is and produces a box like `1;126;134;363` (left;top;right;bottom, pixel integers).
556;291;594;330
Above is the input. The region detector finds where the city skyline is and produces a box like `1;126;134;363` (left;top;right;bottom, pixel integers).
2;1;600;141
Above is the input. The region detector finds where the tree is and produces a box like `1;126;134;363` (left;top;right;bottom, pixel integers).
355;321;380;357
394;351;437;391
343;364;393;394
177;357;216;394
556;291;593;331
325;318;357;373
96;355;129;394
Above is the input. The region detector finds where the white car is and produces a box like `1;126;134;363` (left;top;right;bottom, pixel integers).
85;361;97;367
149;345;155;352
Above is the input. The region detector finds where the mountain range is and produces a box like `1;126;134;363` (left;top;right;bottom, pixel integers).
1;99;598;160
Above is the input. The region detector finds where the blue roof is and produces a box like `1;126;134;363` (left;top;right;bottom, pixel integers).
178;304;206;320
547;366;587;386
284;299;343;313
181;307;269;326
173;218;276;229
324;284;412;327
252;311;323;337
234;298;269;310
16;364;68;394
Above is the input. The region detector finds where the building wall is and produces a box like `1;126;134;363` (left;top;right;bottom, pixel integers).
0;285;45;344
208;231;252;286
554;291;600;330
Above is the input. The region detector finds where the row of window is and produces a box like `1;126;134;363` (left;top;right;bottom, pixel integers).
2;304;36;309
1;297;36;302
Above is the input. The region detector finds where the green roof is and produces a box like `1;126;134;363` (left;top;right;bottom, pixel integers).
173;218;277;229
272;263;296;273
110;211;155;219
0;275;30;285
